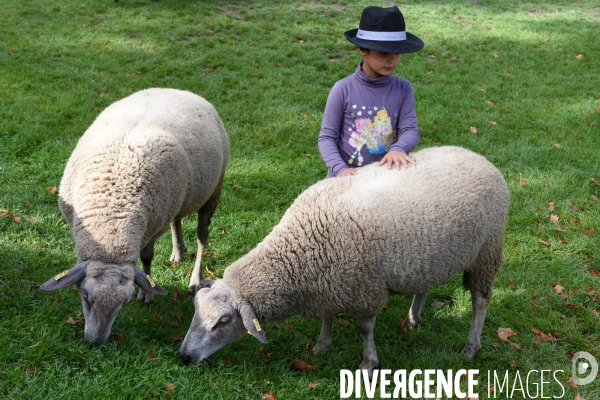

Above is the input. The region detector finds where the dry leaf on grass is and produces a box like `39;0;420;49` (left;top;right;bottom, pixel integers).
164;383;176;391
263;391;277;400
531;327;557;342
498;327;517;342
292;359;317;371
113;332;126;342
552;283;564;294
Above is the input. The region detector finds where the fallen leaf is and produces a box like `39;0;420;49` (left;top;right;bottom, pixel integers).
597;105;600;113
305;340;314;350
478;88;486;92
309;381;316;389
517;176;526;187
591;195;598;201
575;54;583;60
149;351;156;360
509;278;516;289
224;357;232;365
47;186;57;195
582;229;596;237
552;283;564;294
510;342;521;351
567;377;578;389
263;392;277;400
555;226;566;232
589;269;600;278
256;346;265;355
133;70;142;76
292;359;317;371
9;48;15;55
470;126;477;134
570;204;579;212
24;367;34;377
498;327;517;342
284;323;294;332
164;383;176;391
550;215;559;223
539;239;550;246
65;314;85;326
548;202;555;211
554;143;560;149
489;121;497;125
337;319;349;326
13;216;21;224
565;303;579;309
50;294;62;306
432;301;445;308
232;184;244;190
176;310;184;319
510;360;517;368
494;53;500;59
114;332;126;342
574;394;588;400
531;327;557;342
170;333;186;342
171;288;183;302
591;178;600;187
485;100;495;106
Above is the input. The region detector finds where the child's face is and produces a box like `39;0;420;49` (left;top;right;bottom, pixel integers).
358;48;401;79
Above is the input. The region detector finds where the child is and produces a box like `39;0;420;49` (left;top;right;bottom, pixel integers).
318;6;424;178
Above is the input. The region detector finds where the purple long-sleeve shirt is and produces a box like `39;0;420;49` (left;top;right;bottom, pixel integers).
318;63;420;177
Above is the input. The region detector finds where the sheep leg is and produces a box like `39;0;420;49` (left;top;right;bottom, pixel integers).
357;315;380;378
137;240;156;304
460;290;488;359
405;292;429;329
169;218;187;262
188;183;223;295
313;317;333;354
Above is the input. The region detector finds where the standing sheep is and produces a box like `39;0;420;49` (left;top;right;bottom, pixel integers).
41;88;230;345
179;146;509;376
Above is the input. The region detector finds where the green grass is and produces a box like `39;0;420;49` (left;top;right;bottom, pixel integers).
1;0;599;398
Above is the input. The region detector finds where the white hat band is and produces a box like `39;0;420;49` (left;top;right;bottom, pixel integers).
356;29;407;41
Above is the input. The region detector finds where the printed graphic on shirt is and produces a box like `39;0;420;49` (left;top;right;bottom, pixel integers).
348;107;397;166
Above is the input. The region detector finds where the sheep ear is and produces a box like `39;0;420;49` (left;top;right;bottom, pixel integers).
133;267;168;295
40;261;89;290
238;299;267;344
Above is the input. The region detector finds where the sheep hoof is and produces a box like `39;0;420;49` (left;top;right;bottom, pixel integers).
312;341;332;354
170;252;183;263
459;344;480;359
404;317;422;330
359;361;380;379
187;285;199;296
137;289;155;304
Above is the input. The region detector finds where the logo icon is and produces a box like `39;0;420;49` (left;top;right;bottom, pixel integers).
572;351;598;386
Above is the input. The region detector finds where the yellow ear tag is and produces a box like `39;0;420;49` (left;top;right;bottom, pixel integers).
253;318;262;332
55;270;69;281
146;275;156;288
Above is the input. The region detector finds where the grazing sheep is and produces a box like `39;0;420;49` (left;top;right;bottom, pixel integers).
179;146;509;376
41;88;230;345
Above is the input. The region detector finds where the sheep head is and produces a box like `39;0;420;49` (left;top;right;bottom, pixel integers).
40;260;167;345
180;279;267;365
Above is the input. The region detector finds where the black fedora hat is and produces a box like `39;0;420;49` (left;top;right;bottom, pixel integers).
344;6;424;54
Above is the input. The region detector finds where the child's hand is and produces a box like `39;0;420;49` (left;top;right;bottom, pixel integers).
338;168;360;177
379;150;416;170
